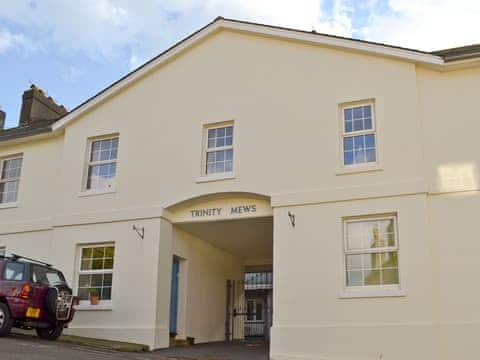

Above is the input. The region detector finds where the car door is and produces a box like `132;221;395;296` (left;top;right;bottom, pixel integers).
1;261;27;318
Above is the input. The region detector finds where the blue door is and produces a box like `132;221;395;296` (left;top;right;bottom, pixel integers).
169;257;180;334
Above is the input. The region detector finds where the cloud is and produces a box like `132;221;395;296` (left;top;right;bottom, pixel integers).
361;0;480;51
0;28;28;54
0;0;477;62
163;0;354;36
0;0;354;62
60;65;85;82
128;54;147;71
315;0;354;37
0;1;144;58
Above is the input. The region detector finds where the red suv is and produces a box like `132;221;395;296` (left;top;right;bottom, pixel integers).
0;254;75;340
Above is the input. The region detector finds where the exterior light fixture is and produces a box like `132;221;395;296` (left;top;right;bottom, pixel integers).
288;211;295;227
132;225;144;240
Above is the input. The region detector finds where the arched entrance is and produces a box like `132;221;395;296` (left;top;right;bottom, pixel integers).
163;192;273;348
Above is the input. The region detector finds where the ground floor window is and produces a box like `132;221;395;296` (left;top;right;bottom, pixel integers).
0;247;5;256
344;215;399;288
77;244;114;303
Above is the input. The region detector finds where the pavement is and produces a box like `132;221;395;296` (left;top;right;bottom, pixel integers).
0;333;268;360
156;341;268;360
0;334;149;360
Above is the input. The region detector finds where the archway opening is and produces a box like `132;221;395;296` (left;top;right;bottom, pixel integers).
165;192;273;349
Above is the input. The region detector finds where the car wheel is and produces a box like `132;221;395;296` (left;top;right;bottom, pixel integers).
0;303;13;337
44;288;58;316
45;286;73;317
36;324;64;341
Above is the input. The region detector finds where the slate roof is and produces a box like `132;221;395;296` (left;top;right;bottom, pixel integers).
0;119;57;142
431;44;480;62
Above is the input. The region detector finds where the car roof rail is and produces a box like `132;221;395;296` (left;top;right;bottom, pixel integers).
11;253;53;267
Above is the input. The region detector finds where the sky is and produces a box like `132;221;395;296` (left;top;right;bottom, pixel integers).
1;0;479;129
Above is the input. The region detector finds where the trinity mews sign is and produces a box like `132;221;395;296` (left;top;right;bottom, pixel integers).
190;204;257;218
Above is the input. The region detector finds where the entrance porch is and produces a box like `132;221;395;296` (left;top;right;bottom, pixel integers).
162;193;274;351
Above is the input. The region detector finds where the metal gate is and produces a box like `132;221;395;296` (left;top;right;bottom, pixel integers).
226;272;273;342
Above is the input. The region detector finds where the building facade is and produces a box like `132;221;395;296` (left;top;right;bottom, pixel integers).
1;17;480;360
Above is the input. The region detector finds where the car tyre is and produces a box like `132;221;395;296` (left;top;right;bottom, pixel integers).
0;303;13;337
45;286;73;317
44;288;58;316
36;324;64;341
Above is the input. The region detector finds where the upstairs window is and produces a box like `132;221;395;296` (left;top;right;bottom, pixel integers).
0;156;22;204
205;124;234;175
342;103;377;166
86;137;119;191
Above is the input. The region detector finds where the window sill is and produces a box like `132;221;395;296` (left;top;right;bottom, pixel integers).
336;163;383;176
0;202;18;209
77;189;116;198
74;303;113;311
339;287;406;299
196;172;235;183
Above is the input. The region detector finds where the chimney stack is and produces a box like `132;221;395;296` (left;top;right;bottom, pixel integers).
0;110;5;130
19;85;67;126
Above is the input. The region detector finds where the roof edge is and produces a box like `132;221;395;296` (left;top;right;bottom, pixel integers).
432;44;480;62
0;127;53;146
220;17;443;64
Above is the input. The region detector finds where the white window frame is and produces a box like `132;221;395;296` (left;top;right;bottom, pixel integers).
341;214;405;298
82;135;119;194
339;101;379;171
76;243;115;307
199;122;235;181
0;155;23;207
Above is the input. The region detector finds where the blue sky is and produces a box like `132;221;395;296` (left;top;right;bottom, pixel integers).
1;0;478;129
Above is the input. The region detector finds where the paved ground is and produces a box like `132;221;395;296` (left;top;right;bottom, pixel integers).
0;334;144;360
0;334;268;360
156;341;268;360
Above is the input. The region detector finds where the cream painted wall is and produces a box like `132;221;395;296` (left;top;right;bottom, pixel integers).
0;137;62;233
53;30;422;219
0;231;53;263
0;219;164;349
271;194;437;360
154;218;173;349
172;226;243;344
54;218;163;348
417;67;480;195
1;30;424;230
428;192;480;360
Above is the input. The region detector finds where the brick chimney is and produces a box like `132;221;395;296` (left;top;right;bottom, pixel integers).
0;110;5;130
19;85;67;126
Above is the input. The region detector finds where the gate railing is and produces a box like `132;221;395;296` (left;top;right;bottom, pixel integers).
226;272;273;343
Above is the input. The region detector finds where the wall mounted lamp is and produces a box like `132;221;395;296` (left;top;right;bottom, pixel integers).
132;225;145;240
288;211;295;227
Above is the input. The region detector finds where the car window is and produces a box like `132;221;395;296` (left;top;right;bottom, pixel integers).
31;265;66;286
4;262;25;281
